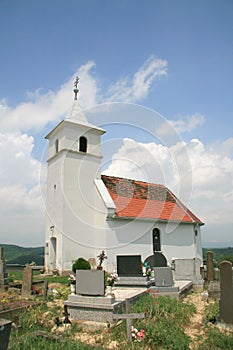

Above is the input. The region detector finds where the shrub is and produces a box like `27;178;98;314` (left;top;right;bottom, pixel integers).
72;258;91;273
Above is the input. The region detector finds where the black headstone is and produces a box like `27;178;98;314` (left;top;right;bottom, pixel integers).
144;252;167;268
117;255;142;277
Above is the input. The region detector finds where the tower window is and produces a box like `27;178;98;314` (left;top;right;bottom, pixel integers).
55;139;59;153
79;136;87;152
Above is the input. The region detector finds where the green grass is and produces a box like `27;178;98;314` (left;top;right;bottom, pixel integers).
6;289;233;350
198;327;233;350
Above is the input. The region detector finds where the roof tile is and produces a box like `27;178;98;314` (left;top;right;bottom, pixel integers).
101;175;203;224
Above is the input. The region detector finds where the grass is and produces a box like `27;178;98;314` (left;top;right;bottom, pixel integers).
5;274;233;350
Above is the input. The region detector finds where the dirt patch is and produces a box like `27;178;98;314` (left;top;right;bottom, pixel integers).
183;291;214;349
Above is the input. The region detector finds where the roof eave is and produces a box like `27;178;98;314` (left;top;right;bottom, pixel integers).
107;215;204;225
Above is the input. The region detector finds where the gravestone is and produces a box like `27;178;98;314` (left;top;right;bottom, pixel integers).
116;255;153;287
117;255;142;277
219;261;233;324
76;270;105;296
208;281;220;300
144;252;167;268
173;258;203;288
0;247;8;289
154;267;174;287
207;251;214;282
21;266;33;297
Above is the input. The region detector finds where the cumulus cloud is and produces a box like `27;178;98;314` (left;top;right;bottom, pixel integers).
157;113;205;136
0;56;168;245
103;137;233;226
0;132;44;245
0;61;98;133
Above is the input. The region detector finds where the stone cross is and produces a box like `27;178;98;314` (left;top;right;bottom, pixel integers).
21;266;33;297
206;251;214;282
219;261;233;324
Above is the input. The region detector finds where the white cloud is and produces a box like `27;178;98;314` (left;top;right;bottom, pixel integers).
103;137;233;227
0;132;44;245
105;55;168;102
0;56;168;245
157;113;205;136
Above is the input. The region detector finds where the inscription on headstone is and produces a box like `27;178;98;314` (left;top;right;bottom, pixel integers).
207;251;214;282
219;261;233;324
21;266;33;297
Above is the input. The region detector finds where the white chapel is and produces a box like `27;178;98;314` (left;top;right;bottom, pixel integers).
44;80;204;283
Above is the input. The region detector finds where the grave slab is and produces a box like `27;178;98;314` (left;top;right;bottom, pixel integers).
115;276;154;287
65;288;146;323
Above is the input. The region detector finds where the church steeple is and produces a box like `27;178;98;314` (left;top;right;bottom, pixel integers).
64;76;98;128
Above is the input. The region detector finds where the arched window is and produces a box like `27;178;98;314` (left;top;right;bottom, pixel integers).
79;136;87;152
153;228;161;253
55;139;59;153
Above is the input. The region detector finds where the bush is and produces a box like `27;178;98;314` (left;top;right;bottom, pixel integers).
72;258;91;273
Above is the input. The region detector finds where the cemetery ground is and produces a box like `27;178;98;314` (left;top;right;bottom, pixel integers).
1;271;233;349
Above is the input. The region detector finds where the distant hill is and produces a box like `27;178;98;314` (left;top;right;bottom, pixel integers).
203;247;233;266
0;244;44;266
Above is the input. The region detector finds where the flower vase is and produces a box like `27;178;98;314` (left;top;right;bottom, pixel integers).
105;285;112;296
70;283;76;295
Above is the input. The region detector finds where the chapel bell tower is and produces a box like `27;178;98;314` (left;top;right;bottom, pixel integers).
44;77;106;274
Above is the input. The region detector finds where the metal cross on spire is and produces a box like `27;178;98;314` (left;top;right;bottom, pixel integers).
73;76;79;100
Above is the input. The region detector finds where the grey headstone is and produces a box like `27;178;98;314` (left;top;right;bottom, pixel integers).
21;266;33;297
207;251;214;282
208;281;220;301
0;247;8;289
144;252;167;268
219;261;233;324
76;270;105;296
154;267;174;287
117;255;142;277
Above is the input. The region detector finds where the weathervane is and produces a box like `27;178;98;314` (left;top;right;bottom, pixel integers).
73;76;79;100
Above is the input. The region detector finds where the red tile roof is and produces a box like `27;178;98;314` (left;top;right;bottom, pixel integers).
101;175;203;224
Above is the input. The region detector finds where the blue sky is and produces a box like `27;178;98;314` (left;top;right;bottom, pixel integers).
0;0;232;247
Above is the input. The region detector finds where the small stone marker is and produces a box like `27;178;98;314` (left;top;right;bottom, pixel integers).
0;247;8;289
207;251;214;282
21;266;33;297
219;261;233;324
112;298;145;342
